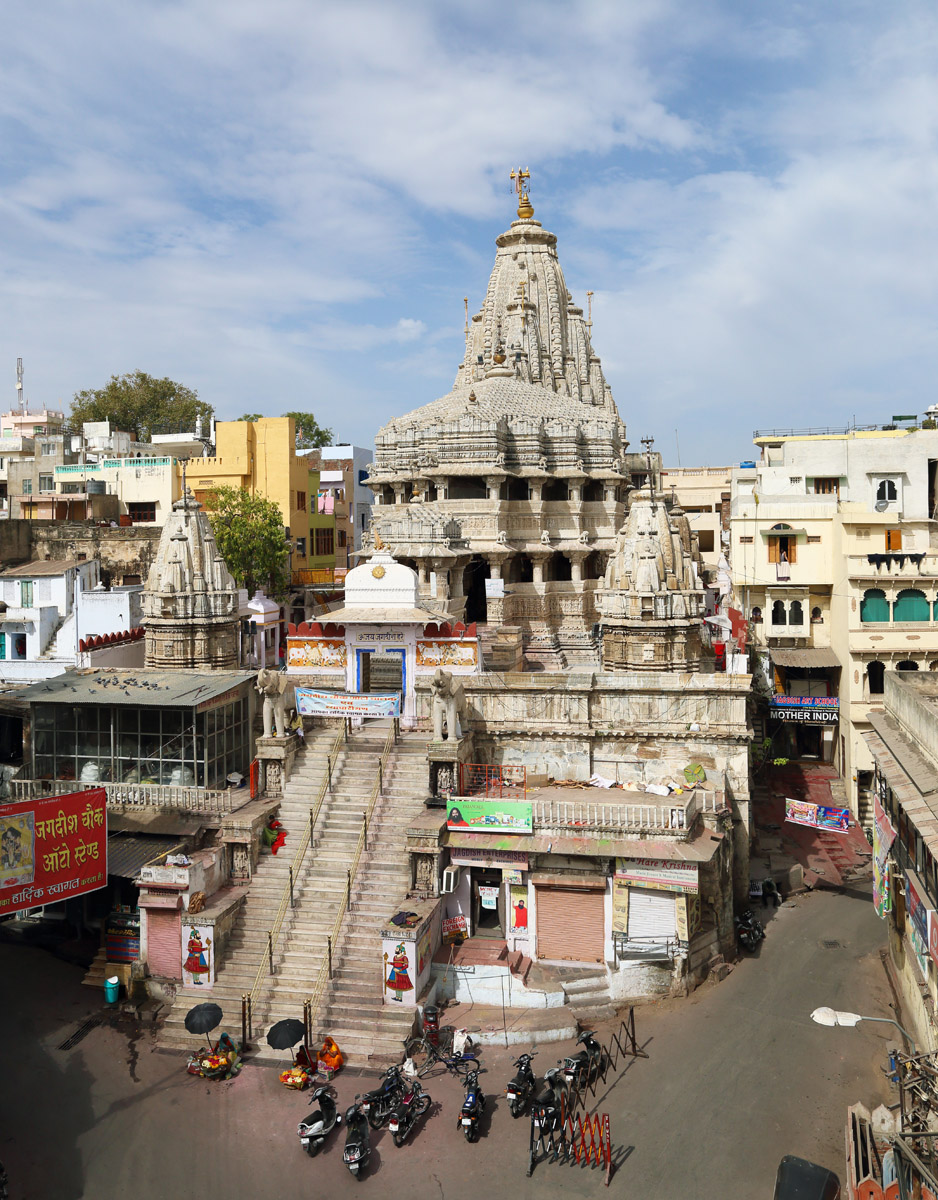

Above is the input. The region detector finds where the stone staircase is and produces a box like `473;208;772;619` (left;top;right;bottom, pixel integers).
158;721;430;1068
560;967;617;1023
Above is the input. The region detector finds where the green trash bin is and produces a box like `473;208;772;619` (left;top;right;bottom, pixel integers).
104;976;119;1004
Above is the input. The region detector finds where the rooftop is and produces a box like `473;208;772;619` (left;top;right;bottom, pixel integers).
0;559;81;577
17;669;255;708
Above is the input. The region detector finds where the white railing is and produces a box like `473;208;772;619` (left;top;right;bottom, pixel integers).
531;790;726;835
9;778;238;812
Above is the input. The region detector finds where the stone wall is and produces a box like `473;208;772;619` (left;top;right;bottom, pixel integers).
0;520;162;585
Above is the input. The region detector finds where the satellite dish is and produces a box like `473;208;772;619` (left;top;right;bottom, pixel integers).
875;500;889;512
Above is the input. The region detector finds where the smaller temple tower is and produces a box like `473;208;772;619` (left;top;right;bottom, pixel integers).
142;490;240;669
598;488;706;671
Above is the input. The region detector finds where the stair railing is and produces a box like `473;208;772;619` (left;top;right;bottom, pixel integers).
304;721;397;1039
244;724;345;1037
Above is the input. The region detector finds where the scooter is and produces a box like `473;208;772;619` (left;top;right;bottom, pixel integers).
736;909;765;953
458;1067;486;1142
297;1085;341;1157
342;1098;371;1180
506;1052;537;1118
532;1067;566;1136
360;1064;407;1130
387;1079;431;1146
561;1030;603;1090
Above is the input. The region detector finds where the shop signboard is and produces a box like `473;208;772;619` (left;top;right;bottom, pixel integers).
611;878;630;933
478;885;500;910
784;799;850;832
905;870;931;949
769;696;839;724
872;793;897;919
509;886;529;932
295;689;401;718
446;799;533;835
442;914;468;944
0;788;107;914
450;848;528;871
614;857;699;894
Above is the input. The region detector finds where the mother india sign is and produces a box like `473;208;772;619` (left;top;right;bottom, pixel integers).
0;788;107;913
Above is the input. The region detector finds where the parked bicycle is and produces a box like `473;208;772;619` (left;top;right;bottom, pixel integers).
403;1028;479;1078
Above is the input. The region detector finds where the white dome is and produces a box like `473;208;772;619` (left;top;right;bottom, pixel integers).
343;549;418;610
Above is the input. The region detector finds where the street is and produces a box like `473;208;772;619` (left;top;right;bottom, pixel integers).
2;885;893;1199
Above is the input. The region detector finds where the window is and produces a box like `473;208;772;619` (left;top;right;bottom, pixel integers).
127;502;156;523
856;528;870;540
789;600;804;625
897;660;920;672
811;606;823;623
771;600;787;626
750;606;762;624
358;469;369;484
38;475;53;492
40;442;55;457
361;511;367;529
767;524;797;564
860;588;889;622
0;632;5;659
886;529;902;551
296;491;306;512
337;529;347;547
20;580;33;607
876;479;898;503
315;527;334;557
893;589;930;621
21;479;32;496
867;661;885;695
739;536;754;544
295;536;306;557
697;529;715;553
806;535;821;544
813;478;840;495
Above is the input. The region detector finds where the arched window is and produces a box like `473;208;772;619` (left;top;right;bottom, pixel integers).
860;588;889;622
751;606;762;624
789;600;804;625
867;660;885;695
876;479;897;503
768;523;796;565
897;660;920;672
893;588;930;622
811;606;823;623
771;600;787;626
929;661;938;672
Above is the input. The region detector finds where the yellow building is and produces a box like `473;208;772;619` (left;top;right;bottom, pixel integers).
182;417;335;579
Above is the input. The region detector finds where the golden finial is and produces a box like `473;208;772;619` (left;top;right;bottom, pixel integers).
463;297;469;336
518;280;527;306
373;531;385;551
510;167;534;219
586;290;594;333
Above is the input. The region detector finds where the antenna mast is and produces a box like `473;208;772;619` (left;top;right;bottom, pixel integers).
16;358;24;414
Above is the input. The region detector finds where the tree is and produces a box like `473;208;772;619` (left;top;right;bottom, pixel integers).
282;411;333;450
236;413;263;422
70;371;213;440
202;486;292;599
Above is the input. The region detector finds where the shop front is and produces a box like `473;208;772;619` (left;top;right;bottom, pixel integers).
767;648;840;763
533;876;606;963
611;857;700;962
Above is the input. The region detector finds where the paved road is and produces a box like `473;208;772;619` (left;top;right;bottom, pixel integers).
1;886;893;1199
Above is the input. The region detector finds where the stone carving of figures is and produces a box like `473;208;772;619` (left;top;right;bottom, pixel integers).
430;668;468;742
256;667;296;738
540;529;552;544
496;530;508;544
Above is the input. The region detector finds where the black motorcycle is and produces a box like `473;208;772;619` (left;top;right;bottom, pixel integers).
506;1052;537;1118
560;1030;603;1090
736;909;765;953
297;1085;341;1157
532;1067;566;1136
342;1098;371;1180
458;1067;486;1142
387;1079;431;1147
360;1064;407;1130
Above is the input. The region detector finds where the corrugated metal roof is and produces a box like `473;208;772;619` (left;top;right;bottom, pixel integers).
0;560;80;577
770;648;841;668
107;833;183;878
18;669;255;708
443;829;720;863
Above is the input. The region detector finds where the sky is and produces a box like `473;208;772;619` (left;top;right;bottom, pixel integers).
3;0;938;464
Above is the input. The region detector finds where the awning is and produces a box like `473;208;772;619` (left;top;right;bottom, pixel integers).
531;874;607;890
770;648;841;669
137;893;183;910
443;829;721;863
107;833;183;879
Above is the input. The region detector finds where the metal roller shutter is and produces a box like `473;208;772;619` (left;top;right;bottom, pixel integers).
147;909;181;978
535;886;605;963
626;890;676;942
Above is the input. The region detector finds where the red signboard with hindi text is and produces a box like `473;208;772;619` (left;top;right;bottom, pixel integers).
0;788;107;913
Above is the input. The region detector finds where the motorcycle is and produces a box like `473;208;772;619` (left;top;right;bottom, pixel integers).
360;1064;407;1130
736;909;765;953
532;1067;566;1137
458;1067;486;1143
388;1079;431;1146
561;1030;603;1091
297;1085;341;1157
506;1052;537;1118
342;1098;371;1180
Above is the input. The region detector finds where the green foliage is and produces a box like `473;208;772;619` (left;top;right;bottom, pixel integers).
202;486;292;599
236;413;264;423
70;371;213;440
282;411;333;450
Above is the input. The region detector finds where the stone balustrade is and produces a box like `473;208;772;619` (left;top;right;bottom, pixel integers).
9;778;239;813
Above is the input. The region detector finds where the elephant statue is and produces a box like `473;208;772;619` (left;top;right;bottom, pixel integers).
256;668;296;739
429;668;468;742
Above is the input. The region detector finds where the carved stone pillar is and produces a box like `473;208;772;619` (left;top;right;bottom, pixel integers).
530;550;550;585
529;477;545;503
392;482;407;504
485;474;505;501
568;550;587;583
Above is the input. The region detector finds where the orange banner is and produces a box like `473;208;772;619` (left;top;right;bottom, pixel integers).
0;788;107;912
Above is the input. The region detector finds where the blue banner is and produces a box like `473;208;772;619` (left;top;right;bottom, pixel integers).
295;689;400;718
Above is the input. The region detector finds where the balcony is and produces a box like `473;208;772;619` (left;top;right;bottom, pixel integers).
847;553;938;579
9;778;237;813
530;789;728;838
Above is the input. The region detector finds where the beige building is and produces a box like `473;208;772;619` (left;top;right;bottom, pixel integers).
660;465;731;580
730;422;938;823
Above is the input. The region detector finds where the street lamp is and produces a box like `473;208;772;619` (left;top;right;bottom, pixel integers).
810;1006;917;1052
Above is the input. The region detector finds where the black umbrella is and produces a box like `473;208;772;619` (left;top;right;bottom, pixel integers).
185;1002;223;1050
267;1018;307;1061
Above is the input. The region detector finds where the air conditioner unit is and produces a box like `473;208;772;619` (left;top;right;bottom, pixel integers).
441;865;462;895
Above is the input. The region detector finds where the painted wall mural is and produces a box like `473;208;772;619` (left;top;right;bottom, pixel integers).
287;639;347;669
182;923;214;988
416;640;478;668
385;942;414;1002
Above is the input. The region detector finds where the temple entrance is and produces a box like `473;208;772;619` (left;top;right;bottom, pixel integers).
463;555;490;625
357;648;404;695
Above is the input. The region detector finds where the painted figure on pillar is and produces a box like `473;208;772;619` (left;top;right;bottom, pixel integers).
184;928;211;985
385;943;414;1002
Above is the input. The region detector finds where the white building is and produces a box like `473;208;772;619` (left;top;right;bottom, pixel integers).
317;445;375;564
730;420;938;822
0;559;144;681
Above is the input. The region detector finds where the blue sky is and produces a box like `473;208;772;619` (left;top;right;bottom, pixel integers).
3;0;938;464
